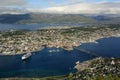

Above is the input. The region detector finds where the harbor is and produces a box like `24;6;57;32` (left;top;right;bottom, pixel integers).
0;26;120;55
0;37;120;78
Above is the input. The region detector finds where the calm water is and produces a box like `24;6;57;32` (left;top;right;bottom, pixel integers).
0;23;84;31
78;37;120;58
0;47;94;78
0;37;120;78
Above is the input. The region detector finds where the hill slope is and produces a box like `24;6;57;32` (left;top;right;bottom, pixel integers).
0;13;97;24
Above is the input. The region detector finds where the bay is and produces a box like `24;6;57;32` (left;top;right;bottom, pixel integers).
0;13;119;78
0;32;120;78
0;47;94;78
77;37;120;58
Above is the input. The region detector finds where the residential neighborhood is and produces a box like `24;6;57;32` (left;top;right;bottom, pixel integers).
0;27;120;55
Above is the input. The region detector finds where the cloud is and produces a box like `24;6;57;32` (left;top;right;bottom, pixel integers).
0;0;27;14
0;7;27;14
0;0;120;14
0;0;27;6
38;2;120;14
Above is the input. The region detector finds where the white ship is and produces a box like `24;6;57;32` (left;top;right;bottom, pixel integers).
22;52;32;60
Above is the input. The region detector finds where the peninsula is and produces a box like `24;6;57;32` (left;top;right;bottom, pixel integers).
0;25;120;55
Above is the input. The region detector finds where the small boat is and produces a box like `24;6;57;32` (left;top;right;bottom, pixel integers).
22;52;32;60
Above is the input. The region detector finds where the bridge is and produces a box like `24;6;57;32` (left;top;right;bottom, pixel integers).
74;47;100;57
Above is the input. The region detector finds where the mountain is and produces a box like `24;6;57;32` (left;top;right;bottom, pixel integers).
0;13;120;24
0;13;97;24
0;14;30;24
90;14;120;24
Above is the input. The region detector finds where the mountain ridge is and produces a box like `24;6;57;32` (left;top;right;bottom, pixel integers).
0;13;120;24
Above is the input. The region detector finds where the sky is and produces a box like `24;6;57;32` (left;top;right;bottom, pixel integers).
0;0;120;14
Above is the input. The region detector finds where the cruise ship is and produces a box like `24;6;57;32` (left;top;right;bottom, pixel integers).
22;52;32;60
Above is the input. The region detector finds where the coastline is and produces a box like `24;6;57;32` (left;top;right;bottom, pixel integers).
0;75;67;80
0;57;119;79
0;26;120;55
0;38;103;55
0;47;44;56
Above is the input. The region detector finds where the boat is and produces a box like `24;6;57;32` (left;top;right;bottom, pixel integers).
22;52;32;60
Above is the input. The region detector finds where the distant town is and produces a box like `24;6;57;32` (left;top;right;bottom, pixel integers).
0;25;120;55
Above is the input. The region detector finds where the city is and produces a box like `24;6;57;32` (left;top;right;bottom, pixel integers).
0;26;120;55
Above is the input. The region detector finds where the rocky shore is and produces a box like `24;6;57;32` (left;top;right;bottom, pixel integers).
68;57;120;80
0;26;120;55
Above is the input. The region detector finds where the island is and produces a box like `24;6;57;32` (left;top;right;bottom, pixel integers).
0;24;120;55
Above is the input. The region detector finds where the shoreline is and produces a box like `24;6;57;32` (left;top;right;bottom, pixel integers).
0;26;120;55
0;36;117;56
0;57;119;79
0;75;67;80
0;47;45;56
0;38;103;56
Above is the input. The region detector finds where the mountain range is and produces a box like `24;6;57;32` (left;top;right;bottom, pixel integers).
0;13;120;24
